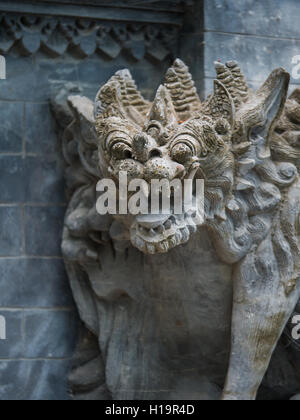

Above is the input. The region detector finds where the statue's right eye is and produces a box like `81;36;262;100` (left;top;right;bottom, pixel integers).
111;142;132;160
171;142;193;164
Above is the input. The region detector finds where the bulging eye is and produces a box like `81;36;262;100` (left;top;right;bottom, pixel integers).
111;142;132;160
171;142;193;164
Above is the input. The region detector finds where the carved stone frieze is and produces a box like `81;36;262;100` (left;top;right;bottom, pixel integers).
0;13;179;60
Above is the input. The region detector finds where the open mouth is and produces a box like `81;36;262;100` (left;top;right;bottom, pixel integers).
130;208;201;254
130;164;204;254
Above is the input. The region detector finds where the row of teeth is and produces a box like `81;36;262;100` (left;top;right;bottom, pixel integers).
137;213;198;238
132;223;197;254
138;218;174;237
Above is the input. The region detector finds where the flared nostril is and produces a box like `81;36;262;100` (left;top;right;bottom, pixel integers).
149;149;162;159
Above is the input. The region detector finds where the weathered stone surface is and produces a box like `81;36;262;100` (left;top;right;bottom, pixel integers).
204;32;300;85
25;103;58;155
0;156;26;202
0;156;65;204
179;33;204;86
24;310;78;358
0;258;74;307
24;206;65;256
24;157;66;204
259;342;300;400
0;207;22;256
205;78;300;100
0;56;78;102
77;57;171;100
0;311;23;358
0;102;23;153
55;57;300;401
0;360;71;400
205;0;300;39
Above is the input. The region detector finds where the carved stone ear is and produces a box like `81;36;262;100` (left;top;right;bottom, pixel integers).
68;95;97;143
66;95;100;178
94;78;126;121
146;85;178;129
253;68;290;138
204;80;235;127
235;68;290;148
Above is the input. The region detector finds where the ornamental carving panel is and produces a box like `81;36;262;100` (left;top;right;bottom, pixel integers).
0;14;178;61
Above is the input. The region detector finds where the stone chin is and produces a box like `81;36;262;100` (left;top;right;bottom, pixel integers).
130;206;202;254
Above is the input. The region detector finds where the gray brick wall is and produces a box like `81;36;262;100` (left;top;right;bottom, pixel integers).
203;0;300;96
0;53;77;400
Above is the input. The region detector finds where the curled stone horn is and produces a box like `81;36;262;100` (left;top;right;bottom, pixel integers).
233;67;290;148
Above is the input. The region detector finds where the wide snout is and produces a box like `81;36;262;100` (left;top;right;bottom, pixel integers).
143;157;185;183
131;133;185;182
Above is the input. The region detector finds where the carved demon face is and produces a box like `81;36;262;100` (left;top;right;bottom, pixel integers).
97;112;231;253
94;60;289;254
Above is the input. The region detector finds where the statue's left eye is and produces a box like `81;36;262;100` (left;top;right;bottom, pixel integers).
171;143;193;164
111;142;132;160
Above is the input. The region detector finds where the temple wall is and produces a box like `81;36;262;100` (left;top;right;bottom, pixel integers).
204;0;300;95
0;0;299;400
